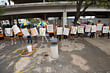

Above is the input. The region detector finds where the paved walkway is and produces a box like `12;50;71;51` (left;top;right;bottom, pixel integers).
0;38;110;73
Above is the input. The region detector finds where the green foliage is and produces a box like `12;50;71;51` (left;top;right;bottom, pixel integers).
27;18;40;24
0;6;5;15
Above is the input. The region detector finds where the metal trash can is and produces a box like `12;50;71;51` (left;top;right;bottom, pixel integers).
50;37;59;59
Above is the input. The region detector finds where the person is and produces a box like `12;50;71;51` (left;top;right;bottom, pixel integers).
70;24;75;40
48;24;54;38
11;26;17;45
90;23;95;38
56;24;62;41
27;25;32;44
96;20;103;37
63;25;69;40
0;27;4;40
108;24;110;39
88;22;92;37
17;26;26;44
101;24;107;38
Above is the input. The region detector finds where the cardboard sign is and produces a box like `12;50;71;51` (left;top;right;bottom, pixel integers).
91;25;96;32
78;26;84;33
21;28;30;37
12;25;21;35
5;28;13;36
97;24;103;31
57;27;63;35
47;24;53;33
103;26;109;33
71;26;77;34
30;27;38;36
39;28;46;36
85;25;92;32
63;28;70;36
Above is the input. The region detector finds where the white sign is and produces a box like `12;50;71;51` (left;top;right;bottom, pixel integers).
71;26;77;34
12;25;21;35
91;25;96;32
0;27;3;34
27;45;32;52
47;24;53;33
30;27;38;36
85;25;92;32
21;28;30;37
5;28;13;36
63;28;70;36
103;26;109;33
78;26;84;33
57;27;63;35
97;24;103;31
39;28;46;36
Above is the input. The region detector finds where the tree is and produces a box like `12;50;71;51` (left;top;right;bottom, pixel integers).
27;18;40;24
48;0;110;25
0;6;5;15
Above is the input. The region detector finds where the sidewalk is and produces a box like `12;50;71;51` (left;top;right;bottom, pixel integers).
85;38;110;55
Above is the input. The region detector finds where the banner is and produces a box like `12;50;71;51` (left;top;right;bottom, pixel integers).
5;28;13;36
47;24;53;33
85;25;92;32
12;25;21;35
103;26;109;33
63;28;70;36
39;28;46;36
97;24;103;31
91;25;96;32
30;27;38;36
57;27;63;35
78;26;84;33
71;26;77;34
21;28;30;37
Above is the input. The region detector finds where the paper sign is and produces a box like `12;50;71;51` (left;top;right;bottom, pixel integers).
97;24;103;31
21;28;30;36
47;24;53;33
0;27;3;34
5;28;13;36
85;25;92;32
91;25;96;32
71;26;77;34
30;27;38;36
63;28;70;36
12;25;21;35
27;45;32;52
103;26;109;33
78;26;84;33
57;27;63;35
39;28;46;36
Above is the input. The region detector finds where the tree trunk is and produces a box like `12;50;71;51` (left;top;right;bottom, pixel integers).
74;0;83;25
74;1;93;25
74;11;80;25
8;0;11;5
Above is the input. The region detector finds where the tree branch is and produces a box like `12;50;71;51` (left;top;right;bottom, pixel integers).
80;2;93;16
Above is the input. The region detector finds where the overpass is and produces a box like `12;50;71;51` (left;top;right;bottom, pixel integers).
1;2;110;26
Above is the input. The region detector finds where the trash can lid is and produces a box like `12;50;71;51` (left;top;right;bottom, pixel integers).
50;37;58;43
